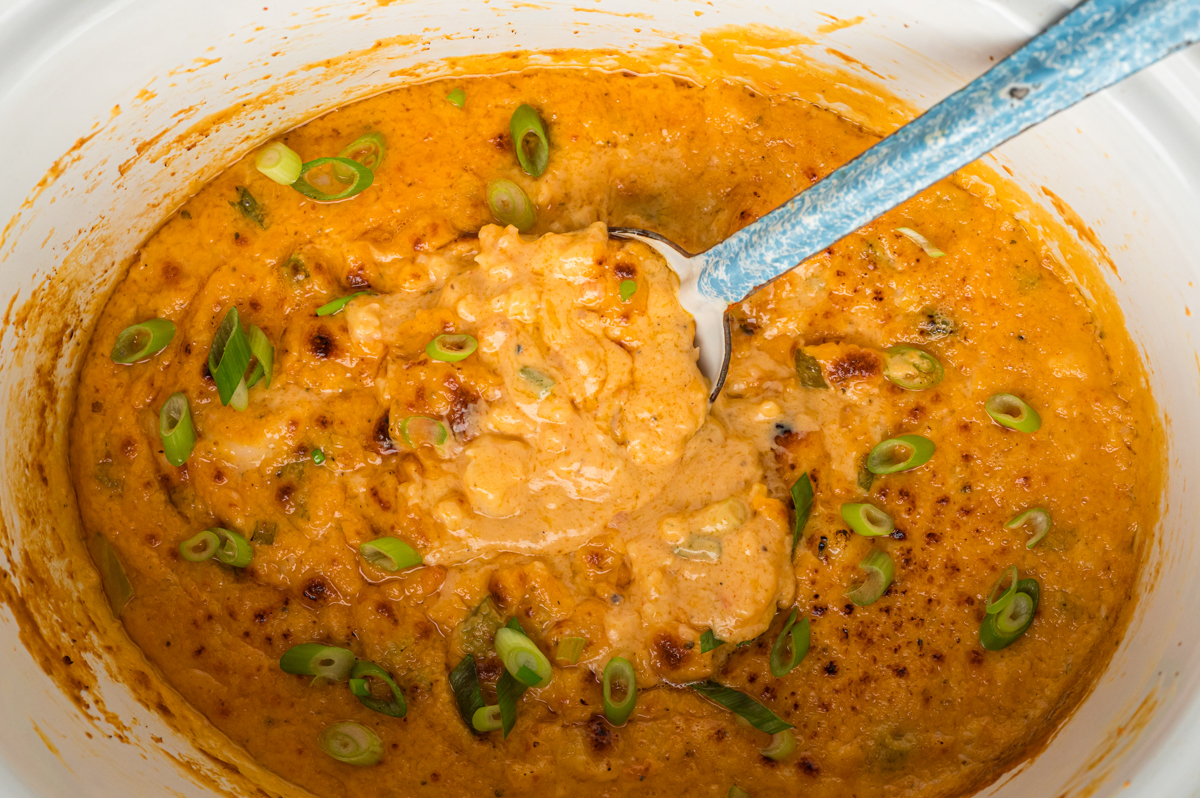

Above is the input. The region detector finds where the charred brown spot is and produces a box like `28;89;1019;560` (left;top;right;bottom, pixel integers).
375;601;396;621
477;656;503;683
120;437;138;458
212;469;227;485
309;327;335;359
315;415;331;429
490;132;510;151
446;376;479;440
827;349;880;385
91;401;103;413
798;756;820;776
374;411;398;454
651;631;691;671
202;364;214;384
824;661;839;676
969;650;984;666
302;577;331;603
585;714;614;752
370;485;393;512
276;484;295;512
161;262;180;283
613;261;637;280
249;298;263;313
346;268;371;289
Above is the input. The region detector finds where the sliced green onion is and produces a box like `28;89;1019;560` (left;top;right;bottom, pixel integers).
700;629;724;654
316;291;369;317
282;253;309;283
556;636;586;665
510;104;549;177
894;226;945;257
1007;507;1052;549
866;434;936;474
790;472;814;550
840;502;895;537
246;325;274;388
673;534;721;563
359;537;422;572
211;528;252;568
794;348;828;389
985;393;1042;433
292;157;374;202
337;132;387;173
255;141;303;185
691;681;792;734
519;366;554;398
208;308;253;406
449;655;487;732
92;535;133;618
729;788;751;798
159;392;196;466
179;530;219;562
760;729;797;761
769;608;810;678
111;319;175;364
602;657;637;726
231;186;266;227
496;668;526;738
447;88;466;108
473;704;502;732
228;377;249;412
399;416;449;449
318;721;382;766
985;565;1019;615
495;627;552;688
311;448;326;465
619;280;638;302
845;548;895;607
279;643;356;681
349;660;406;718
981;578;1040;650
486;178;536;232
883;345;944;390
426;333;478;362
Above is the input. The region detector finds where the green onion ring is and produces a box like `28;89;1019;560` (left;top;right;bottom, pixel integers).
449;655;487;732
556;636;586;665
311;448;326;465
790;472;814;550
729;787;751;798
769;608;810;678
208;308;253;406
985;566;1020;615
518;366;555;398
159;392;196;467
255;141;303;185
673;534;721;563
359;537;423;572
700;629;724;654
883;345;944;390
486;178;536;232
619;280;638;302
1007;507;1053;549
179;530;220;563
866;434;936;474
509;104;549;177
246;325;274;388
279;643;356;681
92;535;133;618
111;319;175;364
980;578;1040;650
496;668;526;738
316;291;370;317
399;415;449;449
227;377;249;413
292;157;375;202
985;393;1042;433
760;729;797;761
318;721;383;766
691;681;792;734
845;548;895;607
472;704;503;732
426;333;478;362
210;528;252;568
349;660;407;718
495;627;553;688
602;656;637;726
337;131;387;173
894;226;945;257
840;502;895;537
446;88;466;108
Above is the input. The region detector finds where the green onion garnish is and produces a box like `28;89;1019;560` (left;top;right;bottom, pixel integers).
981;576;1040;650
845;549;894;606
700;629;724;654
179;530;219;562
245;325;274;388
208;308;253;407
111;319;175;364
92;535;133;617
337;131;387;173
556;636;586;665
509;104;549;177
840;502;895;537
316;291;369;317
473;705;502;732
349;660;407;718
292;157;374;202
311;448;326;465
231;186;266;227
495;627;552;688
602;657;637;726
426;333;478;362
447;88;466;108
985;565;1019;615
279;643;356;681
691;681;792;734
673;534;721;563
255;141;303;185
794;348;828;389
768;608;810;678
496;668;526;738
729;787;751;798
985;393;1042;433
790;472;814;549
318;721;382;766
760;729;797;761
883;345;944;390
619;280;638;302
228;378;250;413
894;226;945;257
359;537;422;572
399;415;449;449
450;655;487;732
211;528;253;568
518;366;554;398
159;392;196;467
1007;507;1052;549
866;434;935;474
486;178;536;232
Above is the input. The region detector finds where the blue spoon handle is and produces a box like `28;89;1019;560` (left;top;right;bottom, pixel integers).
696;0;1200;304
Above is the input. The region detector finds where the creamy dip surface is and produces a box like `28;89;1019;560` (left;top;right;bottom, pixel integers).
69;68;1160;798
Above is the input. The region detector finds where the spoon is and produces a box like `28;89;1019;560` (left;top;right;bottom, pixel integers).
612;0;1199;401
